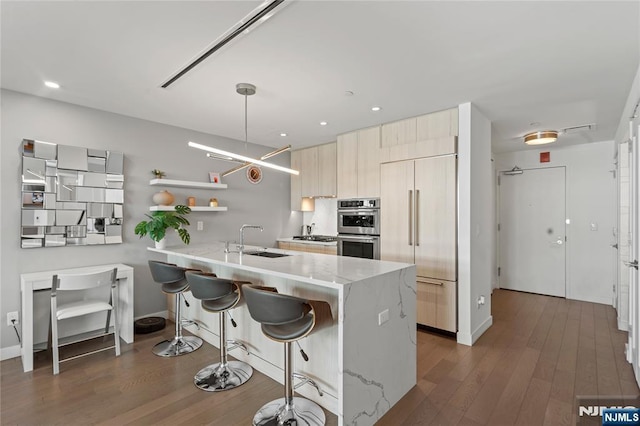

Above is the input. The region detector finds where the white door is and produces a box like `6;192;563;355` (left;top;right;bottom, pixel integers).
498;167;566;297
628;125;640;382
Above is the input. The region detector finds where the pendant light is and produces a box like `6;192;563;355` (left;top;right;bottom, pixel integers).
189;83;299;176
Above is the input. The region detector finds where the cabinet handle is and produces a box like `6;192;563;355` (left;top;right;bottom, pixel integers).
418;280;443;286
408;190;413;246
415;189;420;246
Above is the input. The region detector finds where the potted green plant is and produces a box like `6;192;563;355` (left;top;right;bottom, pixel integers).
134;205;191;248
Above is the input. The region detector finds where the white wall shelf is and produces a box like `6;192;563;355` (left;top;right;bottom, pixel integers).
149;178;227;189
149;206;228;212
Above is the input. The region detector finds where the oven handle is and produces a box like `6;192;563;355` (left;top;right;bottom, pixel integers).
338;235;379;242
338;209;379;215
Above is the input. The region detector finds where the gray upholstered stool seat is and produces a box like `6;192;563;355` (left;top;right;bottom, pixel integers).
243;285;333;426
185;271;253;392
148;261;203;357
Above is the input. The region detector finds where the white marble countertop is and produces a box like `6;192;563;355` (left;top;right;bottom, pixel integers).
149;242;412;290
276;237;337;246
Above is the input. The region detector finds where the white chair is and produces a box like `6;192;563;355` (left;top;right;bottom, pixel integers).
50;267;120;375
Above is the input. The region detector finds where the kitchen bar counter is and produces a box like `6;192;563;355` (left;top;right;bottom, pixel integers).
149;243;416;426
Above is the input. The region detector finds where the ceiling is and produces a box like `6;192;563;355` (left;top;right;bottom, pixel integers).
2;1;638;153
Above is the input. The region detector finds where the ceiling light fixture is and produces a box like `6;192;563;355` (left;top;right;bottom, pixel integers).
190;142;298;175
524;130;558;145
189;82;299;176
161;0;286;88
320;121;328;126
371;106;381;112
44;81;60;89
280;133;287;137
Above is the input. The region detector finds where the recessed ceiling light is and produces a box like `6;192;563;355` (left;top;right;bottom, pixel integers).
320;121;328;126
371;106;381;112
280;133;287;137
44;81;60;89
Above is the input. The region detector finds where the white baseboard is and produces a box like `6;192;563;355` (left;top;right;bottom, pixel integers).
134;310;168;321
0;344;21;361
457;315;493;346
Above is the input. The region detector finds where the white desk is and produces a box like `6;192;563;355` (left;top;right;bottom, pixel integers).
20;263;134;373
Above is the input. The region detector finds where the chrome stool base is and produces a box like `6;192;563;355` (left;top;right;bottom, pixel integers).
253;397;325;426
194;360;253;391
152;336;203;357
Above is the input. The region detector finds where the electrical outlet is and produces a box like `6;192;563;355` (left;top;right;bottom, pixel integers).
477;295;486;308
197;221;204;231
378;309;389;326
7;311;19;326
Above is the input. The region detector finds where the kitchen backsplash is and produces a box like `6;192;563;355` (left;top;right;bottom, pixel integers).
303;198;337;235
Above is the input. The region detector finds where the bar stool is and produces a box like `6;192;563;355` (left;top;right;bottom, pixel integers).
148;260;203;357
185;271;253;391
242;285;333;426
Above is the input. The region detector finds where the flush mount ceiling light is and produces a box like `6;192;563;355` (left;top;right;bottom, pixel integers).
189;83;299;176
523;130;558;145
161;0;286;88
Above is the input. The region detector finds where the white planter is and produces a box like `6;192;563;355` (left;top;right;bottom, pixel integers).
154;238;166;250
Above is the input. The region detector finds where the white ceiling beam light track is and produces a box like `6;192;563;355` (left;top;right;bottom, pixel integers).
161;0;287;88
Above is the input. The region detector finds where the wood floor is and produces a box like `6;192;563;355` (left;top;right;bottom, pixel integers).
1;289;638;425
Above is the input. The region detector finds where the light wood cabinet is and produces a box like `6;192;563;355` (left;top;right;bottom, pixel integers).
300;146;319;197
290;142;336;209
416;278;457;332
380;155;457;331
290;150;302;211
380;108;458;163
317;143;337;197
337;126;380;198
277;241;337;255
337;131;358;198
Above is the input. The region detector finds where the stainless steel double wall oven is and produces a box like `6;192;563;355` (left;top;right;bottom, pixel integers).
337;198;380;260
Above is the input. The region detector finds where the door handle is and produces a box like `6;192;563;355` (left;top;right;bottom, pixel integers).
415;189;420;246
623;260;639;270
408;190;413;246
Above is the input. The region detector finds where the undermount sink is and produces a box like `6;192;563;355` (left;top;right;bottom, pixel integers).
292;235;337;242
243;251;291;258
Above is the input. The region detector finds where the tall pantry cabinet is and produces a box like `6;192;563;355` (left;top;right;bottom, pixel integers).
379;107;458;332
381;155;457;331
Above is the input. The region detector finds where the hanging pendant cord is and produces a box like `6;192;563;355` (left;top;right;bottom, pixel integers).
244;93;248;151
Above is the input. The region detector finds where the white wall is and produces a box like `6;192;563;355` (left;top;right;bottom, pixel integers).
494;140;617;305
457;102;494;346
0;89;301;353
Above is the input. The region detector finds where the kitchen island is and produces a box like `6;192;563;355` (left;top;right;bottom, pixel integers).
149;243;416;426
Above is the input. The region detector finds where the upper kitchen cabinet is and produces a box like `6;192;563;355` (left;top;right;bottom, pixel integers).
291;142;336;210
290;150;302;211
300;146;319;197
381;117;417;147
317;142;337;197
337;126;380;199
380;107;458;163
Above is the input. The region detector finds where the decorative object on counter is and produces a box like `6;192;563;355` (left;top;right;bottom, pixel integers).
187;196;196;207
187;83;299;176
151;169;166;179
208;172;220;184
134;204;192;245
209;198;218;207
20;138;124;248
152;190;174;206
246;165;262;184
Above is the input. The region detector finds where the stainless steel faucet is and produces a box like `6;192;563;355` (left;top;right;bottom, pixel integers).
239;224;263;253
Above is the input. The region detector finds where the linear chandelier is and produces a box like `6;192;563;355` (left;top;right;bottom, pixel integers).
214;145;292;177
189;141;299;175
